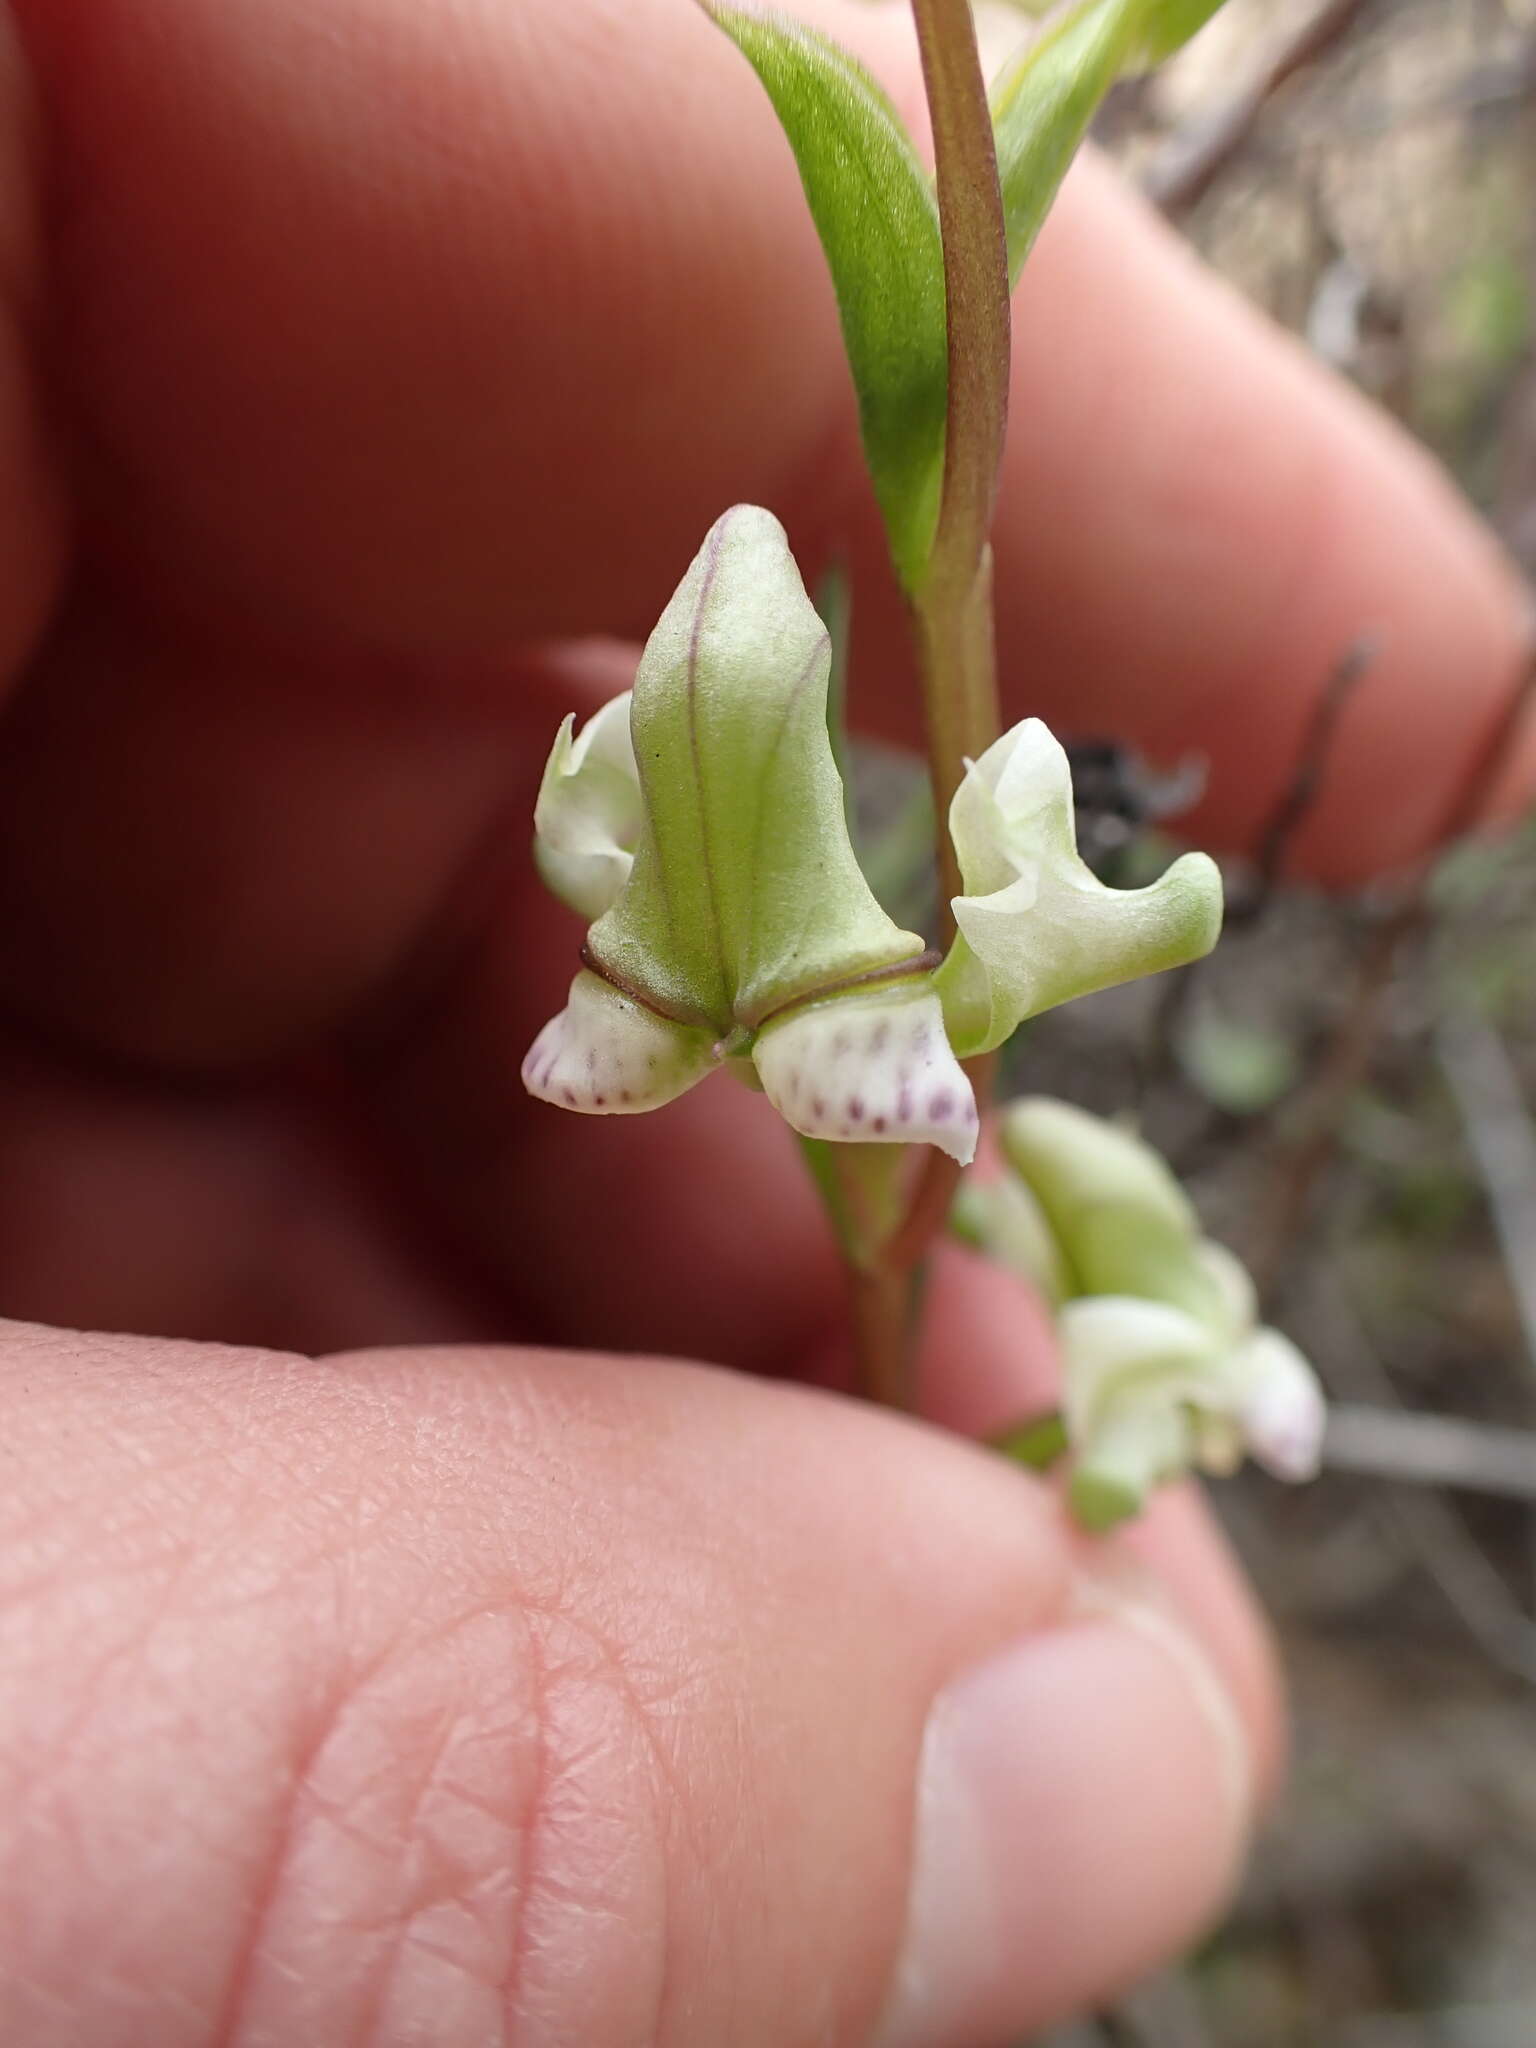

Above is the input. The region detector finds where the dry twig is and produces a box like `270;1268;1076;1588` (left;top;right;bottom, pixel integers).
1144;0;1375;216
1255;640;1536;1299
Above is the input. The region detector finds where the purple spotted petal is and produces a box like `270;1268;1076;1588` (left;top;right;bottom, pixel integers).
752;984;977;1164
522;970;719;1115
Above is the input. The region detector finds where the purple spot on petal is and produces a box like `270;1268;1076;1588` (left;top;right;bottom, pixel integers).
620;1089;633;1104
898;1088;914;1122
871;1022;890;1053
848;1097;865;1123
562;1087;578;1107
811;1097;826;1120
928;1089;955;1122
873;1116;888;1134
594;1094;607;1107
831;1029;851;1056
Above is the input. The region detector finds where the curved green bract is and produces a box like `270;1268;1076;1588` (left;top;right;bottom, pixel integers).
703;6;948;592
990;0;1229;288
1137;0;1227;61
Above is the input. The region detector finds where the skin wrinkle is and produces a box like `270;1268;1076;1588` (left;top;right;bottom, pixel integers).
338;1633;524;2048
210;1685;347;2048
202;1571;589;2043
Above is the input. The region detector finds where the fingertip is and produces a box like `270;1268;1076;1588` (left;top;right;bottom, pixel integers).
1109;1483;1289;1813
913;1240;1287;1814
915;1240;1060;1437
877;1593;1254;2045
1005;152;1533;886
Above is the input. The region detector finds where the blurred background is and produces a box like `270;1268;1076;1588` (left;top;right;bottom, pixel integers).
1017;1;1536;2041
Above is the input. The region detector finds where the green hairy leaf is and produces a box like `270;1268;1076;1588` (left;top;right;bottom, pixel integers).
990;0;1228;286
703;6;948;591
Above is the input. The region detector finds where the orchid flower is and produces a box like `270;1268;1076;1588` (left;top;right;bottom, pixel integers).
523;505;978;1163
524;506;1226;1180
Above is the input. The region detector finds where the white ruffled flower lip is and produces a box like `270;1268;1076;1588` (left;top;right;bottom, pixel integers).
938;718;1223;1057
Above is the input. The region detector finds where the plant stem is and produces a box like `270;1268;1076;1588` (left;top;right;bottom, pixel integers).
910;0;1012;593
913;548;1001;916
848;1259;921;1410
840;0;1011;1410
908;0;1010;931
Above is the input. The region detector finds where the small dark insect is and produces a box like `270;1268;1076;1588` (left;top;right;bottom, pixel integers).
1065;737;1206;881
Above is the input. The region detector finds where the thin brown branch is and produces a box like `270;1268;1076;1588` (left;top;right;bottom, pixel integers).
1247;631;1380;908
1255;636;1536;1299
1436;1009;1536;1385
1145;0;1375;217
1149;635;1377;1070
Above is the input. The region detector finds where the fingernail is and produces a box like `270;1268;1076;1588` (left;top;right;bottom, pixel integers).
874;1572;1253;2048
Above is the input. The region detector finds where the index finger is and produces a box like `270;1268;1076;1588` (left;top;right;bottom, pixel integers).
4;0;1527;864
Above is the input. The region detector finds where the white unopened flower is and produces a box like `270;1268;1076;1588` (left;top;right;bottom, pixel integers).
936;719;1223;1058
1059;1293;1325;1530
976;1096;1326;1526
533;692;642;922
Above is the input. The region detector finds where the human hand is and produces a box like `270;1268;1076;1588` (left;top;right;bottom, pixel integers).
0;1;1526;2042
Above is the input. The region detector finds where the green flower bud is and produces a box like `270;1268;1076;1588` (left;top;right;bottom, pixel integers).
935;718;1223;1058
998;1095;1223;1319
951;1172;1070;1307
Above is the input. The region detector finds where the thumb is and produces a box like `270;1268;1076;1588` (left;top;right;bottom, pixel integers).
0;1317;1275;2046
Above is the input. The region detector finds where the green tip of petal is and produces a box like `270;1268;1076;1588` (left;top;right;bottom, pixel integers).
993;1411;1069;1471
1069;1465;1145;1533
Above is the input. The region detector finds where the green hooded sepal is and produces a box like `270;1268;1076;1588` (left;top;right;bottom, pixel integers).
585;505;927;1031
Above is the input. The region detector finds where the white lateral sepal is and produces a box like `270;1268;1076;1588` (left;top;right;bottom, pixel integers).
751;982;979;1165
533;693;642;922
1229;1327;1326;1482
522;969;719;1115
